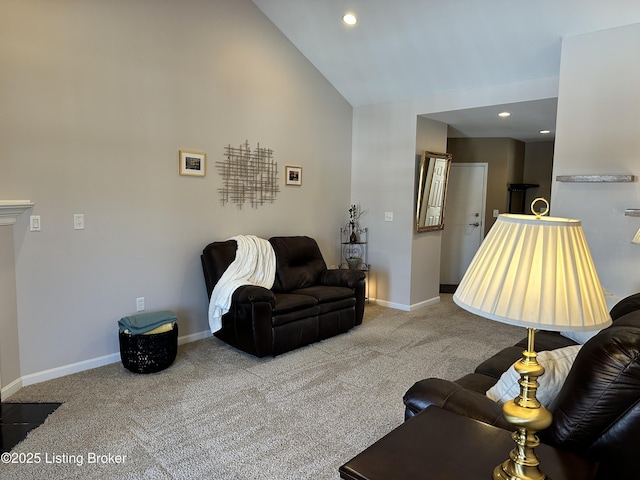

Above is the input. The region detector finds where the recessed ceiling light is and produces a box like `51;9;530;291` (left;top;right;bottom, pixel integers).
343;13;358;26
539;130;551;134
497;112;511;118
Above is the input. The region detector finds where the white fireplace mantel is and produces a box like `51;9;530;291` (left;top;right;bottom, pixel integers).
0;200;34;226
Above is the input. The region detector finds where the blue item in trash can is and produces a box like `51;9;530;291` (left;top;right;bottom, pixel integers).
118;310;177;335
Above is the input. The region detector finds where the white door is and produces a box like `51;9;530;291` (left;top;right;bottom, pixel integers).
440;163;487;285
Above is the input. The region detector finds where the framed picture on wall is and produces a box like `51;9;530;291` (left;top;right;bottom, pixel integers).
179;150;206;176
285;165;302;186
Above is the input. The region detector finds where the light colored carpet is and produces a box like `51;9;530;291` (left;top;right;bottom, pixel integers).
2;295;523;479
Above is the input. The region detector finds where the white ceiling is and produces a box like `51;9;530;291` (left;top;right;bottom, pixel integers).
423;98;558;142
251;0;640;141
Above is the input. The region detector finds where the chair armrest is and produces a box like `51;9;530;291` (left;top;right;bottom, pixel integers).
231;285;275;306
610;292;640;320
319;269;365;288
403;378;509;429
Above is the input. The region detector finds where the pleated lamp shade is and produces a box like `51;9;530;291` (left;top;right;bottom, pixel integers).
453;214;612;332
633;228;640;245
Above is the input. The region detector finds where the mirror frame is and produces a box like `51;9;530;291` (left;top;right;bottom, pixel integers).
415;150;452;233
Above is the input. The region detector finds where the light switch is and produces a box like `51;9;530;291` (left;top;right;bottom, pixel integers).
74;214;85;230
384;212;394;222
30;215;41;232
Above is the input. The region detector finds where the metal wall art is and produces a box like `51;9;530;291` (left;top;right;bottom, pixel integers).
217;140;279;209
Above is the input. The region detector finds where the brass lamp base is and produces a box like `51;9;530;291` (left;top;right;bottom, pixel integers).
493;328;552;480
492;429;548;480
494;459;546;480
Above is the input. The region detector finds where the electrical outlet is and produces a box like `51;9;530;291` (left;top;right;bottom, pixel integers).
136;297;145;312
493;209;500;218
74;213;85;230
384;212;394;222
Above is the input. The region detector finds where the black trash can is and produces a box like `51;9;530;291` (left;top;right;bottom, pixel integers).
119;322;178;374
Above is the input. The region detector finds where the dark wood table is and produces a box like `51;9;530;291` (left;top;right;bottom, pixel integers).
340;406;597;480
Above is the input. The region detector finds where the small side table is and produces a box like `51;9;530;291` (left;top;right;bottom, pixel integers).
340;406;597;480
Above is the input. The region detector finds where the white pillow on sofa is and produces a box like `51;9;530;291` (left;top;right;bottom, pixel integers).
486;345;581;408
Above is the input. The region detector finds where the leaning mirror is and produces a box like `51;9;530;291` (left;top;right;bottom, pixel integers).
415;151;452;233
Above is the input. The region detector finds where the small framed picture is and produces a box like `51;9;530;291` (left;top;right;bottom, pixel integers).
179;150;206;176
285;165;302;186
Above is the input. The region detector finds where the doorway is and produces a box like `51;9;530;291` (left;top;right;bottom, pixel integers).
440;163;488;289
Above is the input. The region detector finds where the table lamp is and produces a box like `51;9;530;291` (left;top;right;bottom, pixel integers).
632;227;640;244
453;198;611;480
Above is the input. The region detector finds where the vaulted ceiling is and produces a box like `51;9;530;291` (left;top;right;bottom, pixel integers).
252;0;640;141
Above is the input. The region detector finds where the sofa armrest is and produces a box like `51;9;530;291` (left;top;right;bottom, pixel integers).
231;285;276;306
319;268;365;289
403;378;510;430
609;292;640;321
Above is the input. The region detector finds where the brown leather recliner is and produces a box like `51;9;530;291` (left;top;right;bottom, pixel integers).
403;293;640;478
201;236;365;357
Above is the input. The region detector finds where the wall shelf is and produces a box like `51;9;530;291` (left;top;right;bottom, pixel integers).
625;209;640;217
0;200;34;226
556;175;636;183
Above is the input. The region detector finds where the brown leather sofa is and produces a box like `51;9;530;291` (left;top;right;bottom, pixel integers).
403;293;640;478
201;236;365;357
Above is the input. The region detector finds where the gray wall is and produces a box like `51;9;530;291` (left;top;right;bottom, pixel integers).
552;23;640;296
446;138;554;233
448;138;525;234
351;78;558;309
351;19;640;306
0;0;353;386
523;141;554;209
411;117;448;307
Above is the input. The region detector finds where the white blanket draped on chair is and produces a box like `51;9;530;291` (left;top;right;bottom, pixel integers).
208;235;276;333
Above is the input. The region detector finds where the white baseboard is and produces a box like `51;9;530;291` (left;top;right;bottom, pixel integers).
374;298;410;311
3;329;212;398
373;295;440;311
409;296;441;311
1;377;23;401
20;352;121;387
178;329;212;345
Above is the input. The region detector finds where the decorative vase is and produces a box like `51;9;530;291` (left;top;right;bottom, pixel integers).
347;257;362;270
349;223;358;243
